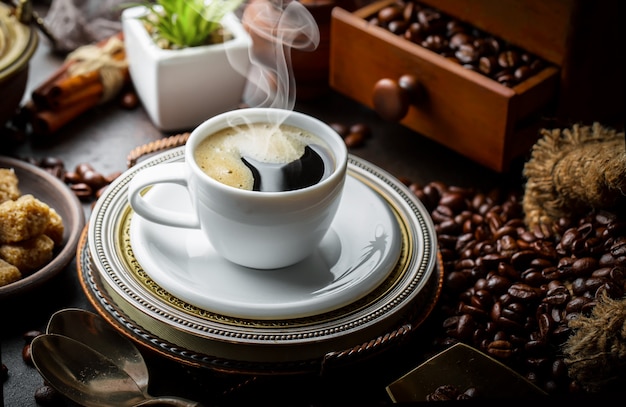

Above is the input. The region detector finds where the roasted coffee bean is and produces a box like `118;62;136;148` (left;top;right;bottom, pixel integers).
22;343;33;366
514;66;532;81
416;8;445;32
438;219;460;235
344;122;364;136
478;56;497;75
75;162;95;178
487;340;512;358
449;32;472;49
70;183;93;201
495;71;516;86
388;19;409;35
34;384;63;406
486;274;511;294
536;311;553;339
507;282;543;301
120;91;139;109
497;50;521;69
439;191;467;213
404;22;426;43
421;34;448;52
455;43;479;63
377;5;403;24
344;131;365;148
543;285;570;305
611;236;626;257
63;170;81;184
456;313;476;339
402;1;418;22
583;276;606;294
565;296;589;314
81;169;108;190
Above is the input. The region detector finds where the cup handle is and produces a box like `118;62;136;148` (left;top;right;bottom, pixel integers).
128;163;200;228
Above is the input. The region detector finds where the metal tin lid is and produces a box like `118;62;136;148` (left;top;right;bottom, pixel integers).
0;2;38;81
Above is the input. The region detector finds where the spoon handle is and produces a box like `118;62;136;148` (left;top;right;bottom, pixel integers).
134;396;205;406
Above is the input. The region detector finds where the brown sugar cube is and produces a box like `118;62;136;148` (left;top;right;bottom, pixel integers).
0;234;54;274
44;207;64;247
0;168;21;204
0;194;51;244
0;258;22;286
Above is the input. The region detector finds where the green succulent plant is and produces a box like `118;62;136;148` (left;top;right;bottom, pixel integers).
129;0;245;49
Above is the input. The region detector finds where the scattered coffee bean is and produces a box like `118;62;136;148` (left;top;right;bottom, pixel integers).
22;343;33;366
328;122;372;148
344;131;365;148
34;384;63;406
119;90;139;110
1;363;7;382
70;182;94;201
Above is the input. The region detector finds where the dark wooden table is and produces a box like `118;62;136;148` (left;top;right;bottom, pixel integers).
0;11;540;407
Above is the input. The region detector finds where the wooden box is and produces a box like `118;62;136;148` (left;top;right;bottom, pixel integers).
329;0;564;172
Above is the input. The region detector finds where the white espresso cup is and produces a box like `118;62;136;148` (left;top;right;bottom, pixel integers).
128;108;348;269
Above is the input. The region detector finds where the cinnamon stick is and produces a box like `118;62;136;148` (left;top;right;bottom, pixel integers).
30;62;72;110
48;49;126;100
27;32;128;135
48;82;104;110
47;71;101;100
30;93;101;136
31;32;126;109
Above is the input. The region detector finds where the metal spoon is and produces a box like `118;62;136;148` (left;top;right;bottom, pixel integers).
46;308;149;395
31;334;204;407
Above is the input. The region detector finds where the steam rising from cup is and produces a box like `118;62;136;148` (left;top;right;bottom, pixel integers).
211;0;323;169
241;0;320;111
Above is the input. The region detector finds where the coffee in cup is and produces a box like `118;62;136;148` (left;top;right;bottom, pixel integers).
194;122;334;192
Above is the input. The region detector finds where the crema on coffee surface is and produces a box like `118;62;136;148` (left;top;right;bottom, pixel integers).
194;123;332;192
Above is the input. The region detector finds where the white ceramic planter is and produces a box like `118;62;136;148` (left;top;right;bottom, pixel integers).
122;7;252;131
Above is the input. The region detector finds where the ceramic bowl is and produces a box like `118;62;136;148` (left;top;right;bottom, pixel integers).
0;157;85;299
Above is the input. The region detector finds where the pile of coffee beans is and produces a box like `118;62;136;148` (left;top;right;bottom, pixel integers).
405;180;625;395
368;1;549;87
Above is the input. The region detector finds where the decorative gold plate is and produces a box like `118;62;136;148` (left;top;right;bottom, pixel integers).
79;149;442;374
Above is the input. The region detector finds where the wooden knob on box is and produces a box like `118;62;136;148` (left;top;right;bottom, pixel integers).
372;75;421;122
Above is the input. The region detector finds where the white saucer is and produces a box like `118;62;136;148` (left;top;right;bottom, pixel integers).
129;175;401;320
